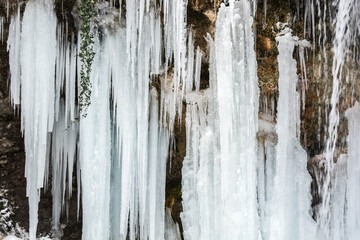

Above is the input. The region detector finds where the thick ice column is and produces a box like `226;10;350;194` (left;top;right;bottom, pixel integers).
215;1;260;239
345;102;360;240
107;28;137;240
13;1;57;239
79;37;111;240
148;88;170;240
268;30;316;240
181;92;208;240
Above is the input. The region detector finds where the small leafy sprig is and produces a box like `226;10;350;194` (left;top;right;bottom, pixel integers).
78;0;96;118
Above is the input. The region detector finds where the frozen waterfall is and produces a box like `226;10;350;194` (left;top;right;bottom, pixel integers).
4;0;360;239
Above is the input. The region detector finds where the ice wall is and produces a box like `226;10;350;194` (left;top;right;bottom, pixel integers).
268;30;316;240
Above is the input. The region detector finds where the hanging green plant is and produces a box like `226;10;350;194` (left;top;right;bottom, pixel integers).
78;0;96;118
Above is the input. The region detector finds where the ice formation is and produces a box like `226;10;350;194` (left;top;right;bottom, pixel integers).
181;1;261;239
268;30;316;240
215;1;260;239
9;1;57;239
8;1;170;239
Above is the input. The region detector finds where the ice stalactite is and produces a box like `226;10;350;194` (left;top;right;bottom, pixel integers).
268;29;316;240
215;1;260;239
7;5;21;107
107;27;136;240
51;24;78;238
344;102;360;240
7;1;58;239
162;0;189;134
298;41;310;110
94;5;169;240
55;24;77;124
51;101;78;237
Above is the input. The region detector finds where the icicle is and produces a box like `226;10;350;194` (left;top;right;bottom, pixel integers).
51;100;78;237
55;24;66;121
79;35;111;240
298;40;311;111
136;13;151;240
194;47;202;91
185;29;195;94
105;8;170;239
107;27;136;240
268;29;316;240
7;6;21;107
162;0;188;134
215;1;261;238
150;10;163;75
148;88;170;240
